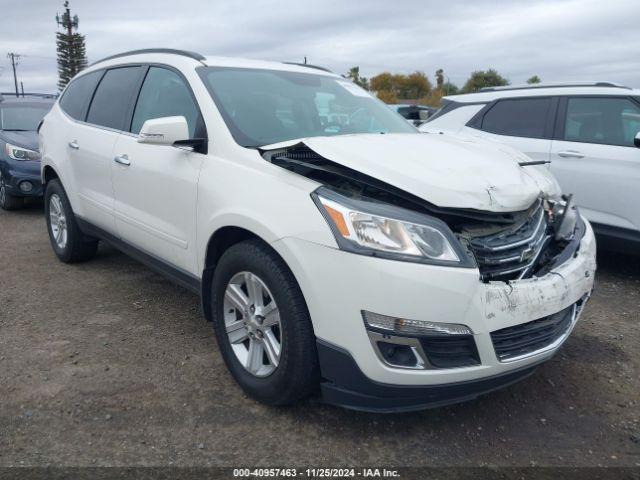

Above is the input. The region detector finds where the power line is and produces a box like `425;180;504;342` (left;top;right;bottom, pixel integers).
7;53;21;97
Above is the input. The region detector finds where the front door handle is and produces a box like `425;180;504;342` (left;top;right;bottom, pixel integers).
68;140;79;150
557;150;585;159
114;154;131;166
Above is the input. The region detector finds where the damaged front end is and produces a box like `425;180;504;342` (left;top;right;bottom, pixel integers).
263;143;582;283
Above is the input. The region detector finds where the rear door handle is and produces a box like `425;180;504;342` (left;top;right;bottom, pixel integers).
557;150;585;159
68;140;79;150
114;154;131;166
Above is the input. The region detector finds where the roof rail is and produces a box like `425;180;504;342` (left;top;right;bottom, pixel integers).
91;48;206;66
1;92;57;99
480;81;630;92
282;62;333;73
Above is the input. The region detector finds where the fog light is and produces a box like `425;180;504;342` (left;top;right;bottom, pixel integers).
377;342;420;368
362;310;473;336
19;181;33;193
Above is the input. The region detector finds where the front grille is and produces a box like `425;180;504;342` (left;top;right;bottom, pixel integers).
467;202;550;281
490;304;576;361
420;335;480;368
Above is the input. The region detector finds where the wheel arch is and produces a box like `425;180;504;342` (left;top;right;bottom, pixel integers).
201;226;270;322
200;225;312;330
42;165;60;186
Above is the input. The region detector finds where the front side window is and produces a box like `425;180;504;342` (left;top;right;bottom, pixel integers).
59;70;103;121
0;104;52;131
564;97;640;147
481;98;552;139
131;67;199;136
198;67;415;148
86;67;142;130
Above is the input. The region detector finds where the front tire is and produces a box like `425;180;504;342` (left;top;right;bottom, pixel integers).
45;179;98;263
0;172;24;211
211;239;319;405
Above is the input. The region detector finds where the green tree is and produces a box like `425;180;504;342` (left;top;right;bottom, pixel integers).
527;75;542;84
345;66;369;90
461;69;509;93
56;1;87;91
441;81;459;95
370;71;432;101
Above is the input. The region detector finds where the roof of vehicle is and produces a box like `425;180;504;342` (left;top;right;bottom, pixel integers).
443;82;640;104
88;48;337;77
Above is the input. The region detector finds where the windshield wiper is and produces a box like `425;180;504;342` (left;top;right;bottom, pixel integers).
2;129;30;132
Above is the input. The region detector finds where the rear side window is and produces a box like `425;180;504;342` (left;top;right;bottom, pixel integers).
86;67;142;130
59;71;102;121
481;98;552;139
130;67;199;136
564;97;640;147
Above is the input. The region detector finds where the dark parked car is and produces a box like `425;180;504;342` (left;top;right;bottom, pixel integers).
390;104;435;127
0;93;55;210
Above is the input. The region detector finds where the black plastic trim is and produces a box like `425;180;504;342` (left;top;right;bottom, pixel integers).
91;49;206;66
76;218;201;294
316;339;544;413
591;222;640;255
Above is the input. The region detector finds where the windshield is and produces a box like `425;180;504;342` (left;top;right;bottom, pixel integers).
199;67;416;147
0;105;51;131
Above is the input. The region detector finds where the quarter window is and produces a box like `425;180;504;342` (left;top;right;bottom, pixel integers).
130;67;199;136
59;70;103;121
564;97;640;147
86;67;142;130
481;98;552;139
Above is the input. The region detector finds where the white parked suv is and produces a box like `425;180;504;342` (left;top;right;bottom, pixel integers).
421;82;640;253
39;50;596;412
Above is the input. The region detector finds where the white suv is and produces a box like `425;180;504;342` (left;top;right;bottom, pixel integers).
421;82;640;253
39;50;596;412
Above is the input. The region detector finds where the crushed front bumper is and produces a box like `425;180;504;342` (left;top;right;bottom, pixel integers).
272;216;596;411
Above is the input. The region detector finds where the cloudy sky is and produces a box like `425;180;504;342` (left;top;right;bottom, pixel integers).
0;0;637;93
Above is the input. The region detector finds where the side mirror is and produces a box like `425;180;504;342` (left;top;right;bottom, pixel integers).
635;131;640;148
137;116;189;146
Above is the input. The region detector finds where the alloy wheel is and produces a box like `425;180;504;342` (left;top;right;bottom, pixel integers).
49;193;68;249
223;271;282;377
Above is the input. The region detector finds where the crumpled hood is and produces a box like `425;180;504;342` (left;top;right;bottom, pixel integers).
1;130;39;151
264;133;557;212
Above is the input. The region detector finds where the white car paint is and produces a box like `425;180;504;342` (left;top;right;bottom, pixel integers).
422;84;640;242
39;53;596;405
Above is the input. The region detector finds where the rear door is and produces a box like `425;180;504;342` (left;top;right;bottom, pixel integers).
71;66;143;233
464;96;557;163
550;96;640;233
111;65;206;275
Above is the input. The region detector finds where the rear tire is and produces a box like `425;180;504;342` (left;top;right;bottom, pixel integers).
0;172;24;211
211;239;319;405
45;179;98;263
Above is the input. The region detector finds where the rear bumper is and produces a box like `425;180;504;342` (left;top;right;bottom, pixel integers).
317;339;542;412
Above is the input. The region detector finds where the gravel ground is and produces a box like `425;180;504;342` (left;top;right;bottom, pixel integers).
1;203;639;468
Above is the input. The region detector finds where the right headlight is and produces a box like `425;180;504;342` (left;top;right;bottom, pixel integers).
311;187;473;267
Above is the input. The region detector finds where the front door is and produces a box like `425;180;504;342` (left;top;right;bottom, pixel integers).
550;96;640;233
111;66;205;275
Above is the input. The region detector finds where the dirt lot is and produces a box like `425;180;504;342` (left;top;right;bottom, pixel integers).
0;203;639;468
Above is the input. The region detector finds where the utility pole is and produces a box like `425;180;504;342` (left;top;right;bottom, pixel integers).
7;53;20;97
20;81;24;97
